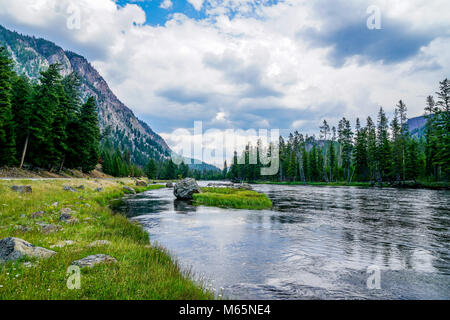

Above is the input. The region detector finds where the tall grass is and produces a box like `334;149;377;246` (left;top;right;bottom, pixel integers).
0;179;212;300
193;187;272;210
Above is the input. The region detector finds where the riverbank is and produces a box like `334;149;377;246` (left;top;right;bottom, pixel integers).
252;180;450;190
0;179;213;299
193;187;273;210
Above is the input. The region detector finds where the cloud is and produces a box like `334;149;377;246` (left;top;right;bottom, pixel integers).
160;0;173;10
187;0;204;11
157;87;209;104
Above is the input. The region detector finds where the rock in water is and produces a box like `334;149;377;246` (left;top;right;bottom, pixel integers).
10;185;32;193
166;182;174;188
123;186;136;194
0;237;56;263
72;254;117;268
135;180;147;186
173;178;201;200
235;183;253;191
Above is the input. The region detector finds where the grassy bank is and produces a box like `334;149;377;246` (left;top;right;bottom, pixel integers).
0;179;213;300
193;187;272;210
253;180;450;190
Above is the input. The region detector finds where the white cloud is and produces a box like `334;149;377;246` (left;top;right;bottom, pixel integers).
160;0;173;10
187;0;204;11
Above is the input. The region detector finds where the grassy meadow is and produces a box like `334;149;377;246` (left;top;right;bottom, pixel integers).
193;187;272;210
0;179;213;300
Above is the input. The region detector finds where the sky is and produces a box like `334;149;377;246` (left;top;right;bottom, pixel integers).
0;0;449;166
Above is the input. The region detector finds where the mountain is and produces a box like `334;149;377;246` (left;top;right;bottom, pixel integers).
408;115;427;138
0;25;171;166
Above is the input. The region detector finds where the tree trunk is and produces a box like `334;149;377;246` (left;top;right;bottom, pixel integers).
59;155;65;173
19;133;29;169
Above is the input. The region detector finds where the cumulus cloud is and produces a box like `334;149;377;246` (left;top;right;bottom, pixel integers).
0;0;449;165
160;0;173;10
187;0;205;11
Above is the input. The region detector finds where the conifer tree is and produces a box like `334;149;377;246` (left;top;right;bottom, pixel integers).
145;158;158;179
0;47;16;166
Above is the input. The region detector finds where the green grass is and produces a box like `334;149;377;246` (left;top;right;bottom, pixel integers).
0;178;213;300
193;187;272;210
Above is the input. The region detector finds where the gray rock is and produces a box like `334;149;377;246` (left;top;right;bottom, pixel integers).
76;185;85;190
31;211;45;218
38;223;63;234
59;211;79;224
0;237;56;263
63;185;78;192
123;186;136;194
88;240;112;247
135;180;147;187
10;185;32;193
72;254;117;268
166;182;174;188
173;178;201;200
234;183;253;191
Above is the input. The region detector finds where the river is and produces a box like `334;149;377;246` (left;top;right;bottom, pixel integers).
118;182;450;300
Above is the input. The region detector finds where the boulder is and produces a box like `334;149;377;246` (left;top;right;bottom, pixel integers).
72;254;117;268
166;182;174;188
235;183;253;191
37;223;63;234
63;185;78;192
123;186;136;194
10;185;32;193
59;211;79;224
0;237;56;263
173;178;201;200
135;180;147;187
31;211;45;218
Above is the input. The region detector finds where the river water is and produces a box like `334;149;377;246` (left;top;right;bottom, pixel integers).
118;183;450;300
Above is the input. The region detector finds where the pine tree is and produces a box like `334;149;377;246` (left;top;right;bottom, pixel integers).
287;152;297;181
405;138;421;181
77;97;100;172
424;95;438;179
353;118;369;181
0;47;16;166
391;108;402;181
366;116;377;181
376;107;391;182
145;158;158;179
338;117;353;182
10;74;33;168
435;79;450;180
397;100;408;181
28;64;62;168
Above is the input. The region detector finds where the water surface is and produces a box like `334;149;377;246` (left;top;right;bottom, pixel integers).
119;183;450;299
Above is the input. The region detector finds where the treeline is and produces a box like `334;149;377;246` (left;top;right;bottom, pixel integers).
144;158;222;180
228;79;450;184
0;47;100;172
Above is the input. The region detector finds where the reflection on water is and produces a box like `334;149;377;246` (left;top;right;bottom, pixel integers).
118;183;450;299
